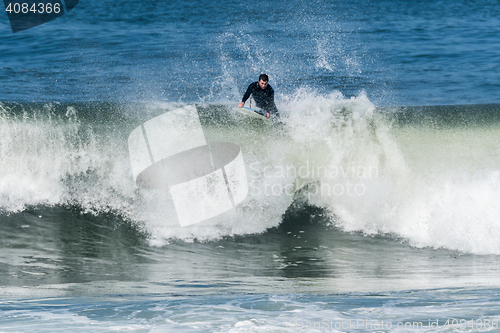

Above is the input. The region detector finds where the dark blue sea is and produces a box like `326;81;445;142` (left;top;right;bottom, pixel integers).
2;0;500;331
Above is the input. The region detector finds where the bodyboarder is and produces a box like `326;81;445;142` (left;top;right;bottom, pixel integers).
238;74;279;118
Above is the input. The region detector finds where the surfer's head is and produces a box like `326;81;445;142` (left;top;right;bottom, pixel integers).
258;74;269;89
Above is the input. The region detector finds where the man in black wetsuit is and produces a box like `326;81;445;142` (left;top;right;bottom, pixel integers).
238;74;279;118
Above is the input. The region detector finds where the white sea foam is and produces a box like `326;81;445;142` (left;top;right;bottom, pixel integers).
1;97;500;254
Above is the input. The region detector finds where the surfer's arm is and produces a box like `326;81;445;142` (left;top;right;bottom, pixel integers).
241;83;255;103
269;86;274;102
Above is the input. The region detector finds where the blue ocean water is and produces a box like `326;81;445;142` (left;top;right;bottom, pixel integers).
2;0;500;332
1;0;499;105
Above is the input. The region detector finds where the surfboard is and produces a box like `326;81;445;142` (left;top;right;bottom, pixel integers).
238;106;270;120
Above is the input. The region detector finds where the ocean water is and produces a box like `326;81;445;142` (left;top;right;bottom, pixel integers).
2;0;500;332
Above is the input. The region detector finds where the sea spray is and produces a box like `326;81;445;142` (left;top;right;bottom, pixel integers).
2;98;500;254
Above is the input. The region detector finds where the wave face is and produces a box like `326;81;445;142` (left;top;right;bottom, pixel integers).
1;97;500;255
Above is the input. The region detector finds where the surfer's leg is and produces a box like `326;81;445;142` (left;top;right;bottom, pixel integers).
267;105;280;118
258;103;280;118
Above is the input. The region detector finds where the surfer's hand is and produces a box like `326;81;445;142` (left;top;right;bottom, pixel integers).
238;102;244;108
265;112;270;118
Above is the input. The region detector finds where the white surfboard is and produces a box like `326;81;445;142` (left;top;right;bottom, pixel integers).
238;106;270;120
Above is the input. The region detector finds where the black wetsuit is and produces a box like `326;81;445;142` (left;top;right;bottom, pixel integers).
242;82;279;116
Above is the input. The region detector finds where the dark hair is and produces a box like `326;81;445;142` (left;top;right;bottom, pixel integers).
259;74;269;82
